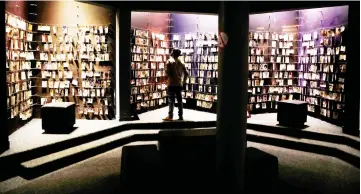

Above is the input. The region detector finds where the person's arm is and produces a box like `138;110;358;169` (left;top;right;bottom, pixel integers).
165;59;171;77
166;58;175;77
165;59;173;88
182;63;189;83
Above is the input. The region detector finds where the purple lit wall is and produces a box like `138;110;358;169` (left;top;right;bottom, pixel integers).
297;6;349;90
131;6;349;38
249;10;298;32
298;6;349;32
131;12;170;33
170;13;218;34
248;6;348;33
169;13;218;88
130;12;218;34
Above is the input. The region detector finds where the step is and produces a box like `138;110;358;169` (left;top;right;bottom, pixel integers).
20;130;159;179
248;129;359;157
247;129;360;168
19;127;359;179
1;120;217;165
21;128;359;170
247;122;360;150
0;141;159;193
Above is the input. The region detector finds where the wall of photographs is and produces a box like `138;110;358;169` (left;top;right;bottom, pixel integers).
249;26;347;124
5;10;115;124
247;26;347;126
5;13;33;126
168;14;219;112
130;28;169;113
4;6;350;132
248;31;301;113
298;26;347;125
130;9;348;126
32;24;114;120
171;32;219;110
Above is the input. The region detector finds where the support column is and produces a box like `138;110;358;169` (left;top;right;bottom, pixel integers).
343;3;360;135
1;1;10;152
216;1;249;193
117;7;135;121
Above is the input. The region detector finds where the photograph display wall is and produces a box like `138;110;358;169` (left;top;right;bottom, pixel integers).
130;13;219;113
30;23;114;120
297;6;348;125
5;13;33;123
130;29;169;113
5;1;115;135
4;5;349;134
298;26;347;124
249;6;348;125
131;6;348;126
168;14;219;112
247;30;301;113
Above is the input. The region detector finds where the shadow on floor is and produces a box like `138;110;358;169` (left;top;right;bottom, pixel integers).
42;127;78;135
276;179;323;194
276;124;310;130
118;142;326;194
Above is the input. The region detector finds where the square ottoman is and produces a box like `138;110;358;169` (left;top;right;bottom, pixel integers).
277;100;308;127
41;102;75;132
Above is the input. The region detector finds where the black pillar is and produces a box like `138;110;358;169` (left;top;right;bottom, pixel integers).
117;7;134;121
216;1;249;193
1;1;10;153
343;3;360;135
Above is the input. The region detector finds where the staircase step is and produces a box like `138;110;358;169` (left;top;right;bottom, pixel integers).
20;130;159;179
247;129;360;168
18;126;360;179
247;129;359;157
247;123;360;150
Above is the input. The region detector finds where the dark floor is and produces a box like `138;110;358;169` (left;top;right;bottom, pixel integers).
2;141;359;194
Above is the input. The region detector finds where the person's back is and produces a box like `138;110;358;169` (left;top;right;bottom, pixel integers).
166;57;187;87
163;49;189;121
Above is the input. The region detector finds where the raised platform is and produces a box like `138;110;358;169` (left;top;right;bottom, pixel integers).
248;113;348;137
0;108;358;184
1;108;216;158
3;108;355;159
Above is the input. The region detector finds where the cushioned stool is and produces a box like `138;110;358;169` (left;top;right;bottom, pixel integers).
41;102;75;132
277;100;308;127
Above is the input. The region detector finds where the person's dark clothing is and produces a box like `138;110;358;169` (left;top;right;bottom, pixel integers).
165;57;189;87
167;86;183;118
165;57;188;119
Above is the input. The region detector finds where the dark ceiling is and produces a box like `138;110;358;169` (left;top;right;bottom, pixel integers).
90;1;355;14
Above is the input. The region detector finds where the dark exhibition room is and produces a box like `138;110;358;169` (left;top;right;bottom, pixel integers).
0;1;360;194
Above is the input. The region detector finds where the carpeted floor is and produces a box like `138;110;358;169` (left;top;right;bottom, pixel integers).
2;141;359;194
